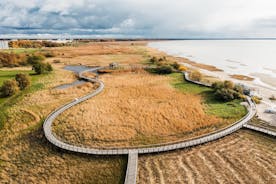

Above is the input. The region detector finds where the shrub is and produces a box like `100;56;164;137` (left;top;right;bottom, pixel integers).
0;79;19;97
43;52;56;57
215;88;238;101
155;65;173;74
212;81;224;90
46;63;53;71
53;59;61;63
32;62;53;74
224;80;234;89
178;66;188;71
27;55;45;65
15;73;31;90
149;56;158;64
189;70;202;81
212;81;244;102
234;85;244;94
252;96;262;104
171;62;180;70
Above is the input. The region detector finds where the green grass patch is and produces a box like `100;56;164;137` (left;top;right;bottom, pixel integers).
1;48;40;54
0;69;35;85
0;69;50;129
170;72;247;120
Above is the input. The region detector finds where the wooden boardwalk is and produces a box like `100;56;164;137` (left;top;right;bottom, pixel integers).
43;68;261;184
243;124;276;136
124;151;138;184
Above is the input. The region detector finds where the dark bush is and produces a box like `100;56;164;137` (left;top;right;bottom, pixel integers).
15;73;31;90
0;80;19;97
215;88;237;101
212;81;244;102
155;65;173;74
149;56;158;64
171;62;180;70
43;52;55;57
32;62;53;74
46;63;53;71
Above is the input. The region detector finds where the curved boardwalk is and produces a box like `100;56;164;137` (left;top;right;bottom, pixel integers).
43;68;257;184
243;124;276;136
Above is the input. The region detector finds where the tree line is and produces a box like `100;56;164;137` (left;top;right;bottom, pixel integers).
9;40;66;48
0;55;53;97
0;51;55;68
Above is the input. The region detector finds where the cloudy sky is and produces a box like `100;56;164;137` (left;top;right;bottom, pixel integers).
0;0;276;38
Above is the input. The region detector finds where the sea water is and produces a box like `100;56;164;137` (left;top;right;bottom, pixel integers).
149;40;276;89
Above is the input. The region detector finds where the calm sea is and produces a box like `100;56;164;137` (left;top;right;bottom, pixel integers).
149;40;276;88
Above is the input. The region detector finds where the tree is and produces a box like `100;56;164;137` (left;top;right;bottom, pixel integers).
15;73;31;90
0;80;19;97
32;62;53;74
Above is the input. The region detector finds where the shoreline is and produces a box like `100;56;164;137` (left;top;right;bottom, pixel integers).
147;43;276;127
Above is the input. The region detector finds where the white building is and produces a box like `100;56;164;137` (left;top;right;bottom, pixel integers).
0;40;9;49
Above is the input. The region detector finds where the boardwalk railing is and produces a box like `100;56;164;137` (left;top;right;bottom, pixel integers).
243;124;276;136
43;69;257;155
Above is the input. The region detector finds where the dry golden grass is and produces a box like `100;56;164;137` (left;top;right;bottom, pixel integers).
138;130;276;184
45;42;147;67
52;71;224;148
0;68;126;183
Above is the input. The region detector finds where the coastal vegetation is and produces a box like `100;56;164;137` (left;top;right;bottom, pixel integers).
0;41;260;183
170;73;247;120
212;80;245;102
146;56;180;74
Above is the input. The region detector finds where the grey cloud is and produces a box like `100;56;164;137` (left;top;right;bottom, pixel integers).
0;0;276;38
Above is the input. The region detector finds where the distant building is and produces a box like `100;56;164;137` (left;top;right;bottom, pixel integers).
0;40;9;49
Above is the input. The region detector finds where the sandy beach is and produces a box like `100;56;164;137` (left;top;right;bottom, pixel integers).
179;61;276;126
